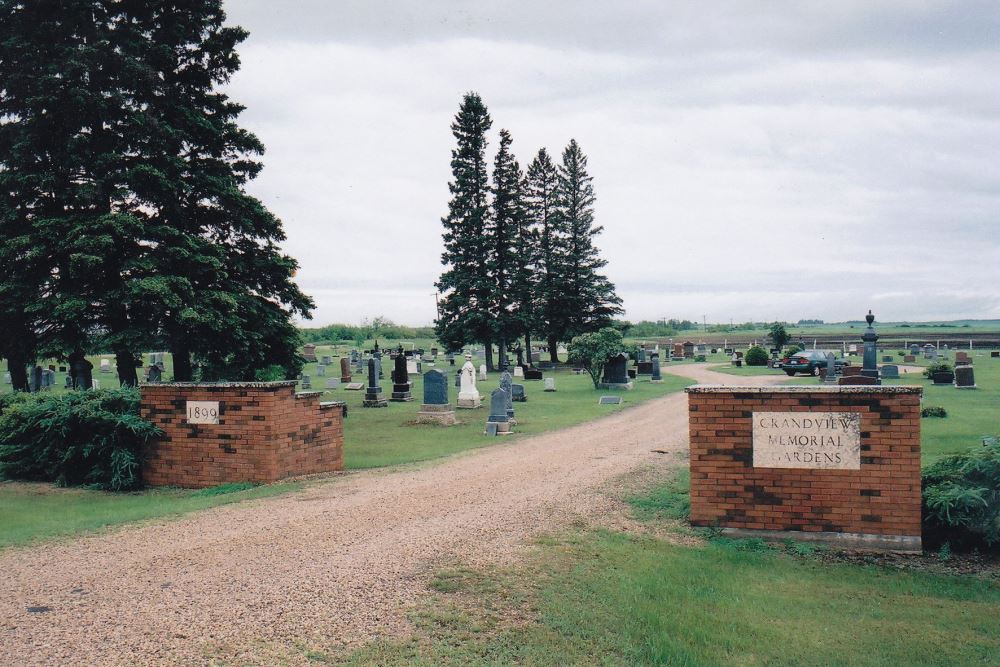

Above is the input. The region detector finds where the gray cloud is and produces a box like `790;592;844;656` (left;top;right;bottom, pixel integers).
222;1;1000;325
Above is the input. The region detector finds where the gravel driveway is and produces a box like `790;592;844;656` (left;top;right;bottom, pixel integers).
0;364;780;665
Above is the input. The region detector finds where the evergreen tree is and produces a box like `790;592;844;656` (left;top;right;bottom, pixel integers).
487;129;523;358
554;139;622;340
524;148;563;363
435;93;495;367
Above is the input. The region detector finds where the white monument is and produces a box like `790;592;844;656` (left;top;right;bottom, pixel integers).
457;356;482;408
478;364;488;381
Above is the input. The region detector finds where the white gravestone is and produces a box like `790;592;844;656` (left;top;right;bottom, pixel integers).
544;377;556;392
99;358;111;372
457;360;481;408
478;364;488;381
752;412;861;470
513;366;524;378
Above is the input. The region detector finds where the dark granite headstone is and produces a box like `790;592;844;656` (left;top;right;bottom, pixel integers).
423;369;448;405
512;383;526;402
363;358;387;407
651;353;662;381
882;355;894;363
524;368;543;380
340;358;352;383
487;388;509;423
147;364;162;383
391;348;412;401
602;353;628;384
955;365;976;388
838;375;877;385
881;364;899;380
485;421;499;436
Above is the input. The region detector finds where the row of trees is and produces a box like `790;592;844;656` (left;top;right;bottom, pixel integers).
0;1;311;390
435;93;622;369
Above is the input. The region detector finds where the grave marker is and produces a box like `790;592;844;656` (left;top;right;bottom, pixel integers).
599;396;622;405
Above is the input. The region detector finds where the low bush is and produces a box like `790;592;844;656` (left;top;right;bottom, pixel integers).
923;362;953;379
0;388;161;491
921;406;948;418
744;345;769;366
784;345;802;358
922;438;1000;550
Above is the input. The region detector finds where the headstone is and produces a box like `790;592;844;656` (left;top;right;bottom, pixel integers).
301;375;312;390
882;355;893;363
860;311;879;382
822;352;838;383
362;358;387;407
3;372;10;384
415;369;456;425
599;396;622;405
406;359;419;375
544;377;556;392
513;366;524;378
638;346;647;363
479;364;488;381
909;344;919;356
316;365;326;376
524;368;543;380
512;383;526;402
41;369;54;389
651;353;662;382
601;353;631;389
325;378;341;389
636;361;653;375
340;358;352;383
423;369;448;405
903;355;916;363
955;365;976;389
321;355;332;365
484;422;499;437
344;382;365;390
30;365;42;392
391;350;412;401
457;358;481;408
147;364;163;383
992;351;999;358
881;364;899;380
955;351;971;365
302;343;318;362
838;375;877;385
486;388;511;433
91;378;100;390
100;358;111;373
500;371;515;419
64;375;73;389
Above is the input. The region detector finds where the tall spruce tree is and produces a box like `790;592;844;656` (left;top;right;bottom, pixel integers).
435;93;496;367
0;1;312;385
122;1;313;381
554;139;622;340
487;129;523;357
524;148;563;363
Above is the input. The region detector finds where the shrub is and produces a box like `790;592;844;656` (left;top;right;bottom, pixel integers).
569;327;626;389
897;350;906;356
0;388;161;491
744;345;769;366
924;362;953;379
922;438;1000;550
784;345;802;358
921;406;948;418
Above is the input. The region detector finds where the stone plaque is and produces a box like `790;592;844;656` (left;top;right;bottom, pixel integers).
753;412;861;469
186;401;220;425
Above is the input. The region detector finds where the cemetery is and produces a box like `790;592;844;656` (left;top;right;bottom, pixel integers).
1;3;998;665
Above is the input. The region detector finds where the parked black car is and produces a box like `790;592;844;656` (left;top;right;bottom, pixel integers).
779;350;847;376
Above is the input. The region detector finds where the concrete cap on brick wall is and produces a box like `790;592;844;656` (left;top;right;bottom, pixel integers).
143;381;298;389
685;385;922;394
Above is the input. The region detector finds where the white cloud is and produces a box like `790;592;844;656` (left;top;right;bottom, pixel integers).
222;2;1000;326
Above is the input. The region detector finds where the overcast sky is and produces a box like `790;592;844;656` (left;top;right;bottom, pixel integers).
222;1;1000;327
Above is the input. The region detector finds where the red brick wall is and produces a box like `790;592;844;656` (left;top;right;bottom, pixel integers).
687;386;921;540
141;382;343;488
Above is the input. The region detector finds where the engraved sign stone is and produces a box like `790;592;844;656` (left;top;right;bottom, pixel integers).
752;412;861;470
186;401;220;424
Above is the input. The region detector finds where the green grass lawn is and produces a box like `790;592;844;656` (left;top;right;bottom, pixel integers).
332;361;690;469
0;481;300;550
0;353;692;548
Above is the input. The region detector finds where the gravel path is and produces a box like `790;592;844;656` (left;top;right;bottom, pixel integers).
0;364;781;665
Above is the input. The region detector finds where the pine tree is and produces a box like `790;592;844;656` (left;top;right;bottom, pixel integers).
435;93;495;367
524;148;563;363
124;1;313;380
487;129;523;359
554;140;622;340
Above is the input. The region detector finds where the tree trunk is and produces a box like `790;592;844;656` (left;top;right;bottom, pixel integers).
548;335;559;363
115;347;138;387
7;352;29;392
524;332;532;366
171;339;193;381
485;340;494;372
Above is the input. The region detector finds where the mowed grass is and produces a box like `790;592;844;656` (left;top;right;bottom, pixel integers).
330;469;1000;666
0;347;691;547
327;358;691;469
335;529;1000;666
0;480;300;550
